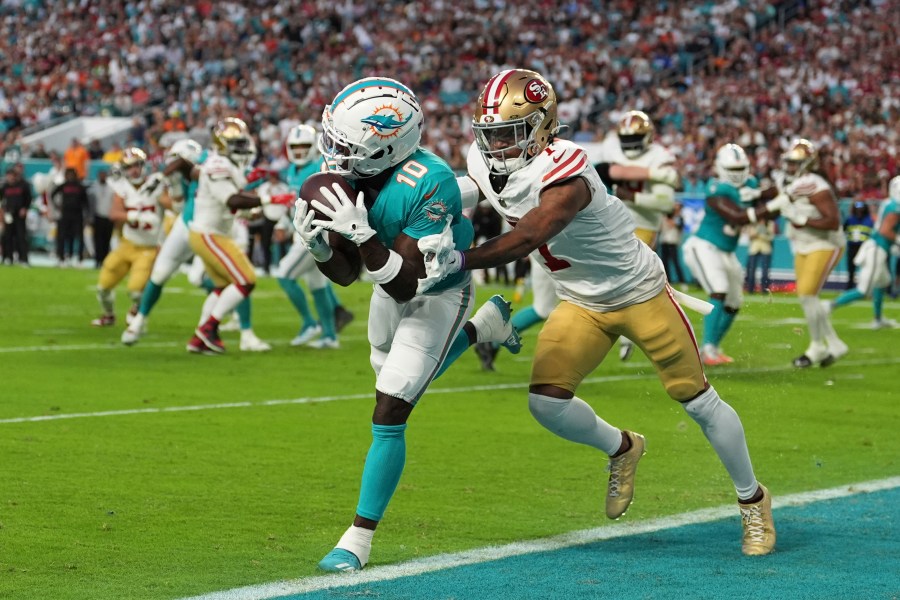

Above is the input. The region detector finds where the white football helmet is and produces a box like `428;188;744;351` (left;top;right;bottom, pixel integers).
472;69;559;175
714;143;751;188
319;77;423;179
166;139;203;166
888;175;900;201
286;124;320;166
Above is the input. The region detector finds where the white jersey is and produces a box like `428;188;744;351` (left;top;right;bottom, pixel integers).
190;153;248;236
782;173;846;254
109;176;165;247
590;135;677;232
467;140;667;312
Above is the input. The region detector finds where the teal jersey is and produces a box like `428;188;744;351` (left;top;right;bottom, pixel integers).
180;149;208;224
285;158;324;193
695;176;759;252
872;198;900;251
360;148;469;294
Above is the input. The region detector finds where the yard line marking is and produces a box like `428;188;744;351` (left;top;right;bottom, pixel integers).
179;476;900;600
3;357;900;425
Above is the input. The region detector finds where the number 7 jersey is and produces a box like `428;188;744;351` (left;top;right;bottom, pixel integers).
466;140;667;312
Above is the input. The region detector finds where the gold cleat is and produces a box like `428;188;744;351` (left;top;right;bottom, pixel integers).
739;483;776;556
605;431;646;519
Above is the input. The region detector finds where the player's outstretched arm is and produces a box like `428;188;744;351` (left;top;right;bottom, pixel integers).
463;177;590;271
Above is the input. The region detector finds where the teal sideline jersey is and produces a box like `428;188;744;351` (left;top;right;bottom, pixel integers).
285;158;325;193
872;198;900;251
694;176;759;252
355;147;471;294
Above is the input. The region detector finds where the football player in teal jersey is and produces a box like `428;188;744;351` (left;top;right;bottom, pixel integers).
293;77;520;572
682;143;763;365
272;124;343;347
826;175;900;328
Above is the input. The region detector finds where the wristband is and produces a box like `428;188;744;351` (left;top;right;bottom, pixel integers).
366;249;404;284
746;207;757;223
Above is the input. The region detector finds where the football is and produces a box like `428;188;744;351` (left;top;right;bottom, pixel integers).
300;172;355;222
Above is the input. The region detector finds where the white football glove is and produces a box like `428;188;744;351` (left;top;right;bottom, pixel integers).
739;186;761;203
416;218;464;294
125;209;140;228
293;198;332;262
765;192;792;214
648;166;679;188
137;210;158;229
310;183;377;245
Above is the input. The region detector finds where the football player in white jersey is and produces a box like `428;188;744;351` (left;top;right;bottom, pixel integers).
180;117;284;354
419;69;774;556
750;139;848;367
91;148;169;327
120;139;203;345
592;110;680;361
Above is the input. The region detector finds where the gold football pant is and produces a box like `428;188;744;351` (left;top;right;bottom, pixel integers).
532;287;706;401
97;238;158;293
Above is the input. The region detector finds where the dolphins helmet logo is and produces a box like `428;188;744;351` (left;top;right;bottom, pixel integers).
361;104;413;139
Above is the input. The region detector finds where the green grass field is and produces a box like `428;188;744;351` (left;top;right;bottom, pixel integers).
1;265;898;599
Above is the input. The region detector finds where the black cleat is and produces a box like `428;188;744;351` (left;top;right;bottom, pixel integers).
475;342;499;371
334;305;355;333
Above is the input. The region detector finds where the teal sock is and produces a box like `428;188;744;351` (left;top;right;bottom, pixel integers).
312;288;337;338
356;423;407;521
138;280;163;317
702;298;724;347
236;296;251;331
511;305;545;333
200;275;215;294
434;329;473;379
278;278;316;328
873;288;885;320
833;288;864;309
326;284;341;309
716;308;738;346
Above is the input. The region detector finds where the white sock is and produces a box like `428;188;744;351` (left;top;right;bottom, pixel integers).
198;291;220;326
97;288;114;315
528;393;623;455
336;525;374;566
799;295;825;343
683;386;758;500
211;285;247;321
129;313;145;332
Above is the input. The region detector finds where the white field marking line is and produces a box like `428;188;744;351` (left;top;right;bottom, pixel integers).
4;356;900;425
0;335;371;353
180;476;900;600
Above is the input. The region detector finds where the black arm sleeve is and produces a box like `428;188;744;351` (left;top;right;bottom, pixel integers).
594;162;616;187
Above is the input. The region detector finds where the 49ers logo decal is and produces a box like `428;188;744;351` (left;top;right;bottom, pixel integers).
524;79;548;103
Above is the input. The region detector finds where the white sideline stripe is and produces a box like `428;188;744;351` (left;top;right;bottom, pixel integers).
0;336;370;353
180;476;900;600
3;357;900;425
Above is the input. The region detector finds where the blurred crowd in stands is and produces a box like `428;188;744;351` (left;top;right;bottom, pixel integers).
0;0;895;197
